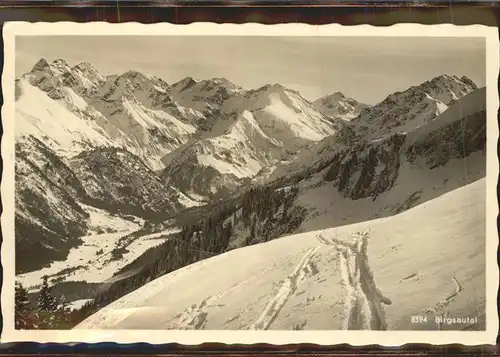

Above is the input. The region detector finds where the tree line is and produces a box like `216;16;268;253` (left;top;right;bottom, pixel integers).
74;183;303;326
20;182;304;329
15;276;76;329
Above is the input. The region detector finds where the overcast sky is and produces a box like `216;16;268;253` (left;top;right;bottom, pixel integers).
15;36;486;105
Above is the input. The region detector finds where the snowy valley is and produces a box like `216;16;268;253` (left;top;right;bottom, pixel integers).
13;58;487;331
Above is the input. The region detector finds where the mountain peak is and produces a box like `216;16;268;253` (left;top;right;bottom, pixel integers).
50;59;71;73
209;77;231;83
31;58;50;72
120;70;151;81
317;91;348;102
268;83;285;89
255;83;288;94
459;75;478;90
313;91;366;121
52;58;69;66
172;76;198;92
352;73;480;140
425;73;477;89
331;91;346;97
73;61;98;72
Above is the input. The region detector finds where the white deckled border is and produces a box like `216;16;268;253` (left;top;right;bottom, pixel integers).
1;22;498;346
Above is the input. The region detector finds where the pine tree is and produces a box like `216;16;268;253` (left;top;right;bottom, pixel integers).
250;218;256;241
15;282;30;312
58;295;68;313
37;275;57;313
15;282;32;329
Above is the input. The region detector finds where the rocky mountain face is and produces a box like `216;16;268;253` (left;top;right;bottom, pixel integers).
322;86;486;202
169;76;246;115
267;74;482;183
15;136;90;274
68;147;191;218
279;85;486;228
14;136;196;274
351;74;478;140
313;91;369;121
161;110;285;197
160;83;344;198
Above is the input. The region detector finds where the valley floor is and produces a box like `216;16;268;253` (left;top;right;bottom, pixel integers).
16;205;180;291
75;178;486;331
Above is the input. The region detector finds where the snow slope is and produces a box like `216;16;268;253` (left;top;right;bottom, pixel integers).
242;84;339;149
265;87;486;232
195;110;283;179
161;110;286;197
15;79;115;157
89;72;198;170
161;85;342;197
76;179;486;330
18;59;201;171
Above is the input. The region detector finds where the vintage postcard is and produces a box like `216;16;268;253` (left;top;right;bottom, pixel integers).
1;22;498;345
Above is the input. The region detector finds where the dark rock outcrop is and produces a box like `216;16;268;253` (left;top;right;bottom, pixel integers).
15;137;90;274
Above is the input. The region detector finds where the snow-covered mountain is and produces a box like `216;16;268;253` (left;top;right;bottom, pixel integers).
76;178;486;330
352;74;478;140
161;83;344;198
265;75;481;184
14;61;488;332
161;110;284;197
63;83;487;326
169;76;246;115
263;86;486;230
313;91;369;121
14;135;198;274
18;59;199;170
14;59;349;273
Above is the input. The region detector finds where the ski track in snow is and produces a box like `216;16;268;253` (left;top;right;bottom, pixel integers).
422;276;464;330
171;255;294;330
249;246;321;330
316;230;392;330
174;231;392;331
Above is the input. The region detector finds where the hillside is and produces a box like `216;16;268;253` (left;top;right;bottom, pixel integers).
68;147;194;218
15;136;90;274
76;178;486;330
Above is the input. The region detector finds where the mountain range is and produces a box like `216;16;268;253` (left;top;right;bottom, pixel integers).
14;58;487;330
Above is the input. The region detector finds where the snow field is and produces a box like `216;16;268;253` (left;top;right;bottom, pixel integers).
76;179;486;330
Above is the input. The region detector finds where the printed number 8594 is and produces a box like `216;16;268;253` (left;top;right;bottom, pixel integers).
411;316;428;323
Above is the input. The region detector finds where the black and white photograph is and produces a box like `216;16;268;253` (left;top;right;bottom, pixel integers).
1;23;498;345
